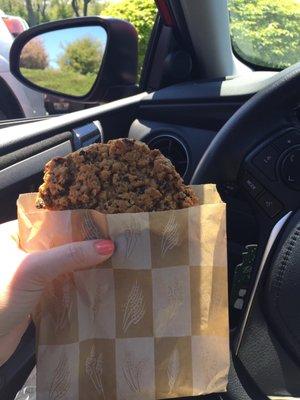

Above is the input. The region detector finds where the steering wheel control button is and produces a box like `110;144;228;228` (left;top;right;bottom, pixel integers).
280;148;300;190
252;145;279;181
242;172;263;198
257;192;283;218
273;130;300;152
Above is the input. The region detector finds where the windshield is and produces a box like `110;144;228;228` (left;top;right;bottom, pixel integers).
229;0;300;69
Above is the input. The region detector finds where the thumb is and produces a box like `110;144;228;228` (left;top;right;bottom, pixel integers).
26;239;115;282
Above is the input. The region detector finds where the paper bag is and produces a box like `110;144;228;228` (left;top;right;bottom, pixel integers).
17;184;229;399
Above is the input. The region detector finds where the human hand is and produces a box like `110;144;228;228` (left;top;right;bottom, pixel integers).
0;220;114;365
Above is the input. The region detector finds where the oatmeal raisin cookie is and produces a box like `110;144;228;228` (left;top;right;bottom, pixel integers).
36;139;198;213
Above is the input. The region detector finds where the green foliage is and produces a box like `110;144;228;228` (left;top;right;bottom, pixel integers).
1;0;299;78
47;0;73;20
58;36;103;75
229;0;300;69
90;0;109;15
21;67;96;96
0;0;109;25
0;0;27;19
101;0;157;72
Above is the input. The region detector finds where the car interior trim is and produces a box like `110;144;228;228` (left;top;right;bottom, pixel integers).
147;133;190;178
142;71;277;103
0;141;72;190
0;92;146;153
72;121;103;150
180;0;236;79
235;212;292;355
0;131;72;169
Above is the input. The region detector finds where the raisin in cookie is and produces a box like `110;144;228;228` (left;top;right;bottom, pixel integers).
36;139;198;213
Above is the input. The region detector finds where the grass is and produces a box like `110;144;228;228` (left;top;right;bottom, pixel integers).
20;68;97;97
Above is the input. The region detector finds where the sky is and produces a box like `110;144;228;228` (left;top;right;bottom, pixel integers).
37;26;107;68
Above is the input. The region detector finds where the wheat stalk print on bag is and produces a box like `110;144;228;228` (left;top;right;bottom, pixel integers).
91;283;105;322
167;279;184;322
167;348;180;395
122;280;146;334
49;352;71;400
74;270;108;318
81;210;102;240
86;345;105;399
47;277;73;336
124;218;141;259
161;212;180;257
122;352;146;393
18;139;229;399
57;280;72;334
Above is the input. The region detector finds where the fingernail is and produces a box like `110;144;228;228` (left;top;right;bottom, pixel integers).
94;240;115;255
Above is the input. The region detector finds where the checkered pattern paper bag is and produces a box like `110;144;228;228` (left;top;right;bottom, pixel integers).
17;184;229;400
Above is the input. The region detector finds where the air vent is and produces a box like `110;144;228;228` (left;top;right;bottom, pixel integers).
147;135;189;178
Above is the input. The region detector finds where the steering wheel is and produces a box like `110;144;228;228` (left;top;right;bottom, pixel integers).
191;62;300;399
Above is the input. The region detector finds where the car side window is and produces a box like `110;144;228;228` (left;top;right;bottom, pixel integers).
0;1;157;120
229;0;300;70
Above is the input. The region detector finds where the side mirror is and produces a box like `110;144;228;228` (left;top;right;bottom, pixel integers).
10;17;138;102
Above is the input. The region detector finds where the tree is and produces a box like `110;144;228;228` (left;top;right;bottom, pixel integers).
20;37;49;69
48;0;73;20
71;0;80;17
83;0;91;16
58;36;103;75
23;0;51;25
229;0;300;69
101;0;157;72
37;0;48;22
1;0;298;72
25;0;36;26
0;0;27;19
70;0;108;17
0;0;109;25
89;0;109;16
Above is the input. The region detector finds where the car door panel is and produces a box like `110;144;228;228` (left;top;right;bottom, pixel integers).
0;131;72;171
0;142;72;224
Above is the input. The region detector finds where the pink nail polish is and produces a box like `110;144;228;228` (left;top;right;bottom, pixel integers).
94;240;115;255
